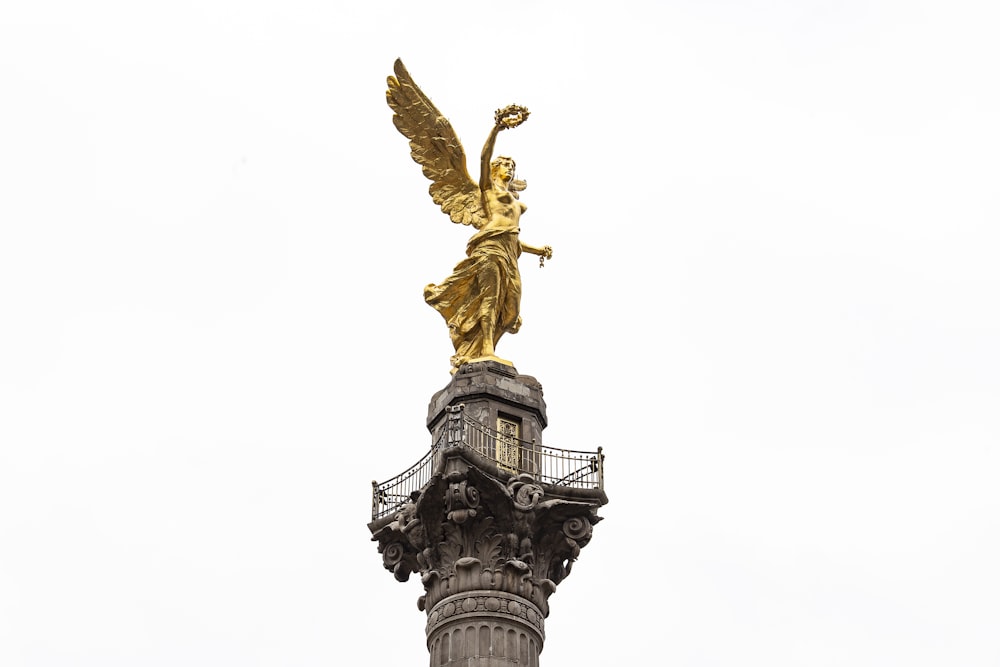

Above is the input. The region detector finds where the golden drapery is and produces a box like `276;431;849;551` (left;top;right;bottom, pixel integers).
424;225;524;370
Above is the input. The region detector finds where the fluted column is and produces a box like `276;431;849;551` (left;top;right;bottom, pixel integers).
426;589;543;667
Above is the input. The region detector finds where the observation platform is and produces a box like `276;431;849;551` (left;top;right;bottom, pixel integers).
370;361;606;523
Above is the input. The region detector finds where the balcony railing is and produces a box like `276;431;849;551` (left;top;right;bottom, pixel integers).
371;410;604;521
370;448;436;523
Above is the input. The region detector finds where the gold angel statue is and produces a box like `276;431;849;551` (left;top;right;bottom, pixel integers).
386;58;553;372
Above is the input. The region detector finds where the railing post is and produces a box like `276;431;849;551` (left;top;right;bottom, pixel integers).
596;447;604;490
445;403;464;449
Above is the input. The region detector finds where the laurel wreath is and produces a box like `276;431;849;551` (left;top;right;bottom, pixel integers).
495;104;530;129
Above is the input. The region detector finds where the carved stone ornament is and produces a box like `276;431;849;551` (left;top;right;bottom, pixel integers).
370;447;603;619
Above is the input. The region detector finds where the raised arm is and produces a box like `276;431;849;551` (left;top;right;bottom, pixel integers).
479;124;502;192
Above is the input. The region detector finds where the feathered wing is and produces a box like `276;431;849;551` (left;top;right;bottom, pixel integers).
387;58;487;228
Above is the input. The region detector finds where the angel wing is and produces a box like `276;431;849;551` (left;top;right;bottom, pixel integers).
387;58;487;229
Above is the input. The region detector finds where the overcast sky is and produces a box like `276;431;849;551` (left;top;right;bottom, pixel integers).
2;1;998;665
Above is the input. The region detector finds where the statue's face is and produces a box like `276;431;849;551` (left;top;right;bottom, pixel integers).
493;159;515;182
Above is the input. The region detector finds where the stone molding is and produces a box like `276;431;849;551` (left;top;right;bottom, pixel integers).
426;590;545;641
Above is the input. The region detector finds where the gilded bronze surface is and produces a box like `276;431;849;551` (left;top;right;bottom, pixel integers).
386;59;552;372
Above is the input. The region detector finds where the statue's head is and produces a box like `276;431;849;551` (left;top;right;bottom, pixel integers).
491;156;526;192
491;156;516;181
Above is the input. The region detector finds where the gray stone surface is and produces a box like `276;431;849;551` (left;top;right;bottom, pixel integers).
427;361;547;449
370;363;606;667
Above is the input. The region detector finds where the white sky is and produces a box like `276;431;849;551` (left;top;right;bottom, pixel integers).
1;1;998;665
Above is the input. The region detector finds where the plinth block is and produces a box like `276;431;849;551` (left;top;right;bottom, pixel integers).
427;361;547;448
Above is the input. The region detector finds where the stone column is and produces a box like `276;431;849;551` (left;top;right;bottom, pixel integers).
425;585;544;667
369;362;606;667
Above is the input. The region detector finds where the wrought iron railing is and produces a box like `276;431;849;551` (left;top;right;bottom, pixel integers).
371;448;435;522
371;409;604;521
459;417;604;490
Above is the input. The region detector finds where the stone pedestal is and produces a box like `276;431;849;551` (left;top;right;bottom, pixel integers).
426;361;547;448
369;363;606;667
